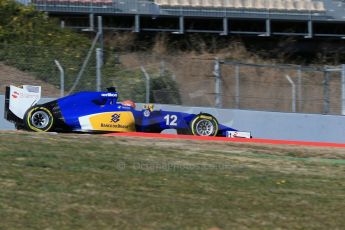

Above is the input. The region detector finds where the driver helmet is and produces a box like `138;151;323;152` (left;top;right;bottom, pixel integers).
122;100;136;109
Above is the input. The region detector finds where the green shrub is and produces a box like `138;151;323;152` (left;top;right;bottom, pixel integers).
0;0;181;104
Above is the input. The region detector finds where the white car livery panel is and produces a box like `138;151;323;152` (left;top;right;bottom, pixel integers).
8;85;41;119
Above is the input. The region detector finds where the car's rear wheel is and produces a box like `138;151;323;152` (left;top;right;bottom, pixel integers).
190;114;218;137
24;106;54;132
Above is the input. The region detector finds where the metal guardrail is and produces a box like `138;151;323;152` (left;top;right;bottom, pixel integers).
30;0;330;20
15;0;345;37
27;1;345;38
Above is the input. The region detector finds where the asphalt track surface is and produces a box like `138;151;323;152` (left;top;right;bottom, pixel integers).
104;132;345;148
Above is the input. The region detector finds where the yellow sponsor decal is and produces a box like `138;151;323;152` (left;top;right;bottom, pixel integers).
89;112;136;132
143;104;154;111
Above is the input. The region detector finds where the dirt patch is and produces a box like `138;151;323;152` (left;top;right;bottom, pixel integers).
0;63;61;97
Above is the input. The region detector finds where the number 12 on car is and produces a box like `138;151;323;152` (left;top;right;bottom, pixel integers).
164;114;178;126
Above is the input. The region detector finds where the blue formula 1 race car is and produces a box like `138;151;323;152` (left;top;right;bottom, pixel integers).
4;85;251;138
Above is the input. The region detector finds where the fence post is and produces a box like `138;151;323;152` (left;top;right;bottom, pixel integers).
323;69;330;114
214;58;222;108
60;20;65;29
265;18;271;36
140;66;150;103
297;65;302;112
160;60;165;77
222;18;228;36
82;14;94;32
235;64;240;109
285;75;296;113
97;16;104;65
68;17;102;94
134;15;140;33
342;64;345;115
54;60;64;98
90;14;94;31
179;16;184;34
96;48;102;92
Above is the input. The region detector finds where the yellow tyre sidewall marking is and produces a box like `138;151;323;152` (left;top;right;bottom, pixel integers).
26;107;54;132
199;115;212;120
191;115;219;136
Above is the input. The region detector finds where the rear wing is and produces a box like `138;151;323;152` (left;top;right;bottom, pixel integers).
4;85;41;122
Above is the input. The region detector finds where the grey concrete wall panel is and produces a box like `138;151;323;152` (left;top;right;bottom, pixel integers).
0;95;15;130
153;104;345;143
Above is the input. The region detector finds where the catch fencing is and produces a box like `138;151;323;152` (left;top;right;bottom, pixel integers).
1;43;345;115
215;60;345;115
124;54;345;115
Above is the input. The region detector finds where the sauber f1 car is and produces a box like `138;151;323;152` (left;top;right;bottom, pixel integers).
4;85;251;138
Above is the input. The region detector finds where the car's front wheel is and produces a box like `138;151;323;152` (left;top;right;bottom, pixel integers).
24;106;54;132
190;114;219;137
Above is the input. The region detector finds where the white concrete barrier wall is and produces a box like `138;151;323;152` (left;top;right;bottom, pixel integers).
153;104;345;143
1;95;345;143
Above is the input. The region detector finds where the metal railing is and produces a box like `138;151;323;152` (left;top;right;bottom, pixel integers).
28;0;330;20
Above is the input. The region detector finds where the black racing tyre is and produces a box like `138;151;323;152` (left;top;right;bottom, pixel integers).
24;106;54;132
190;114;219;137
